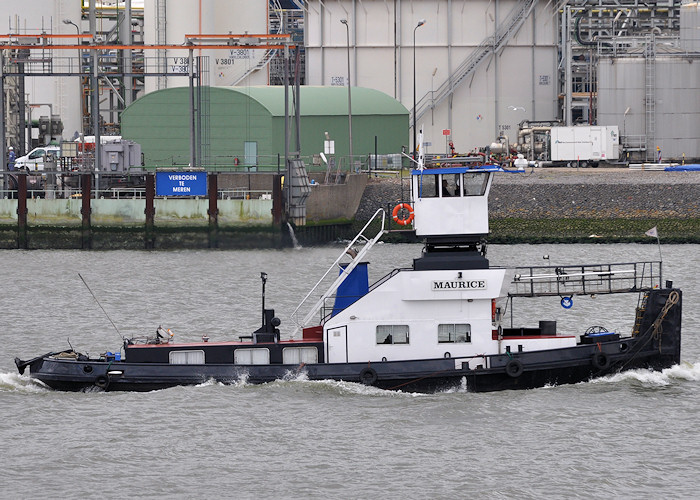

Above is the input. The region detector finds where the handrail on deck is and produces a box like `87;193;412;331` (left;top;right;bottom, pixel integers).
291;209;386;331
509;261;662;297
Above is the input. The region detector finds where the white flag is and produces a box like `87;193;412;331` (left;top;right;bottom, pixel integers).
645;227;658;238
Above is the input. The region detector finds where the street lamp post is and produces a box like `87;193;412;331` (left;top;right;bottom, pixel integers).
340;19;353;169
62;19;80;61
413;19;426;161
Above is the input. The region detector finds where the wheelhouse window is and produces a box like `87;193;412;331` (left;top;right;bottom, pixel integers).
415;172;489;198
438;324;472;343
415;173;438;198
376;325;409;345
441;174;458;197
169;350;205;364
462;173;490;196
282;347;319;364
234;348;270;365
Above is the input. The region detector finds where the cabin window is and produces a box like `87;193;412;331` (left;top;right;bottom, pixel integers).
169;350;205;364
416;174;438;198
234;348;270;365
441;174;459;197
376;325;409;345
462;173;489;196
438;324;472;343
283;347;319;364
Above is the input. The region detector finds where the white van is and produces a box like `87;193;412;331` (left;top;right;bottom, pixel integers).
14;145;61;171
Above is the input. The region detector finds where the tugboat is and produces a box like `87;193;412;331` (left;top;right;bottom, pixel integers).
15;161;682;392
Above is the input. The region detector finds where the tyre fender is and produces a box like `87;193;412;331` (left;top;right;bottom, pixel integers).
505;359;524;378
591;352;610;370
95;374;110;389
359;367;378;386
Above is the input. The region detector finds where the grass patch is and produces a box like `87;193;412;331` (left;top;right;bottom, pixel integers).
489;218;700;243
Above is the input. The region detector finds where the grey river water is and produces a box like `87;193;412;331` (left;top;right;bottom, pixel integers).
1;243;699;499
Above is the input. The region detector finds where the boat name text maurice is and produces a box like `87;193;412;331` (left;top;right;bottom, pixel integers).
432;280;486;291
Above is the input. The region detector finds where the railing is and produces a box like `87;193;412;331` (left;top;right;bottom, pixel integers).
143;153;382;174
621;135;647;153
0;170;274;201
291;209;386;330
0;187;272;201
20;152;405;176
599;35;683;58
509;261;662;298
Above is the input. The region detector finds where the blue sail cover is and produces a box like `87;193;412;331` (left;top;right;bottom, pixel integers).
331;262;369;317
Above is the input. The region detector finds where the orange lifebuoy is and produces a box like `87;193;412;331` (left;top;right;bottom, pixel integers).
392;203;414;226
234;157;239;166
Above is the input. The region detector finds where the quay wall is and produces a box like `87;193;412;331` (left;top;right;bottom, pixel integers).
217;172;367;222
0;173;367;226
2;169;698;248
0;172;367;249
0;198;273;226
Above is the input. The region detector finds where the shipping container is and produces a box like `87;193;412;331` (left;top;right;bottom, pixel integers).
550;126;620;166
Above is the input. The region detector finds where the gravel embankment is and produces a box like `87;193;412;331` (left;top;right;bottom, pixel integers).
356;168;700;221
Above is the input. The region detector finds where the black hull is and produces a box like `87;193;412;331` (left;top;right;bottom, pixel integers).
16;288;682;393
18;335;680;394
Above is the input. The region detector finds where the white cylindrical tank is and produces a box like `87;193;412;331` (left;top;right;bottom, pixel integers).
143;0;268;94
680;1;700;52
8;0;83;146
598;53;700;161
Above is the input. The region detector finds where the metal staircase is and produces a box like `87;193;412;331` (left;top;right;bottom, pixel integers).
229;0;284;86
413;0;538;124
291;209;386;330
231;47;279;86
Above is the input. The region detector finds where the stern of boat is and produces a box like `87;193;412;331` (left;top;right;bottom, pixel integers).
634;287;682;367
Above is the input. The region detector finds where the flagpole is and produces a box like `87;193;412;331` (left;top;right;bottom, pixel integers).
645;226;663;284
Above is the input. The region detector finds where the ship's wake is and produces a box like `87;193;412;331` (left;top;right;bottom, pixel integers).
590;361;700;387
0;372;50;393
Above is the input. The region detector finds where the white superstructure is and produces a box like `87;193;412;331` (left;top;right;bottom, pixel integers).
320;165;576;369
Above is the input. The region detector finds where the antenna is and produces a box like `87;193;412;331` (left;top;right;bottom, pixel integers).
78;273;122;341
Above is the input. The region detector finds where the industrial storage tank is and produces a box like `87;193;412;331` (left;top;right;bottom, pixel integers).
597;50;700;162
142;0;269;93
598;3;700;162
680;1;700;52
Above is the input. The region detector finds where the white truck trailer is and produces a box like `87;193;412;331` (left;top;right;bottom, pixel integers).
550;126;620;167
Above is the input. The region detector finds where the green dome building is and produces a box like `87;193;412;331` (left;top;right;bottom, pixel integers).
121;86;409;170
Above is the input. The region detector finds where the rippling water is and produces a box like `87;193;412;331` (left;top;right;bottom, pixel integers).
2;243;699;499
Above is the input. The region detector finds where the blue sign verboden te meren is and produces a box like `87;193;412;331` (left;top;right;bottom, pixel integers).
156;171;207;196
